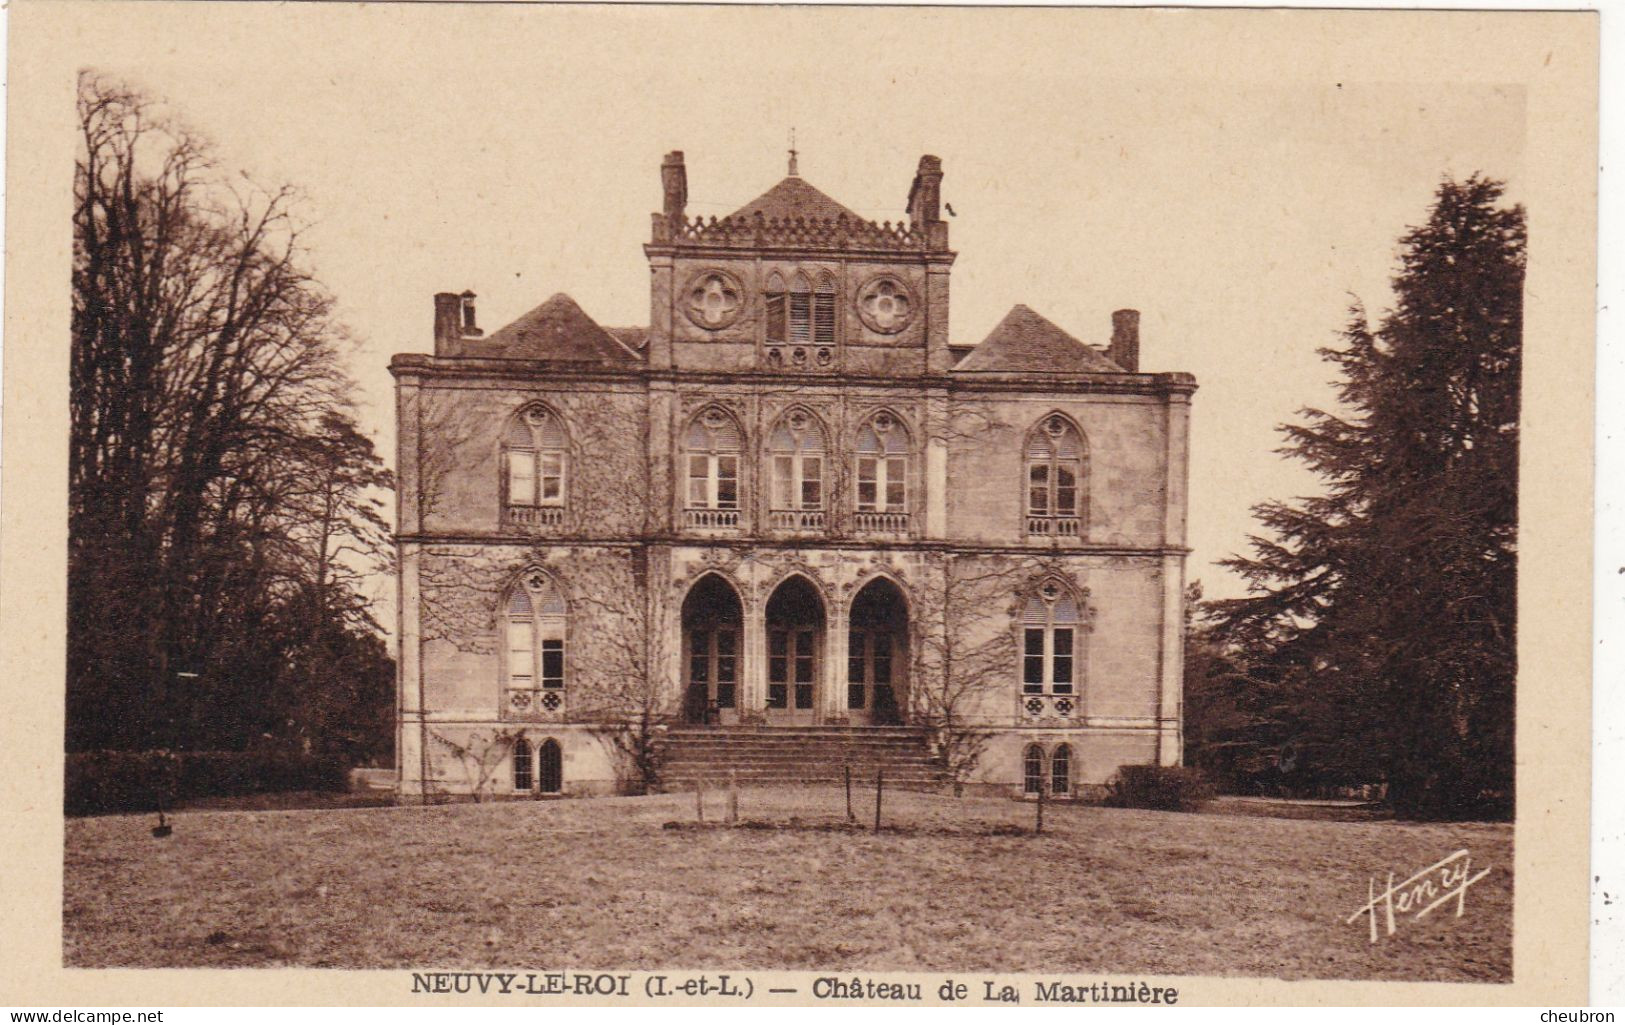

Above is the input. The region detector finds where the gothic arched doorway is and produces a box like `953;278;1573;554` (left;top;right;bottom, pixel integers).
848;577;909;725
765;575;825;724
681;573;743;724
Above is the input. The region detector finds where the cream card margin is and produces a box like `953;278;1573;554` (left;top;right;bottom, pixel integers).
0;1;1599;1007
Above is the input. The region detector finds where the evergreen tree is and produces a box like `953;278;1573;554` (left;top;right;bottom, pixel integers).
1213;177;1523;819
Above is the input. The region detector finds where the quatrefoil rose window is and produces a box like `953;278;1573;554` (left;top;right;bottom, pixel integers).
684;270;745;330
857;276;914;334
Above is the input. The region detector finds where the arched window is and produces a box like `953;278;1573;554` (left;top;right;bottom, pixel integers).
684;408;742;525
1026;413;1086;536
1022;580;1080;696
764;271;835;348
855;411;910;531
1050;743;1072;797
506;571;567;711
512;737;533;792
812;274;837;347
1023;744;1046;795
505;407;567;522
764;272;787;344
769;409;826;528
536;738;563;794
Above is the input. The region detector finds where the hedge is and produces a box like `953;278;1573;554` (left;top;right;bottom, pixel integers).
1103;764;1216;812
65;749;348;816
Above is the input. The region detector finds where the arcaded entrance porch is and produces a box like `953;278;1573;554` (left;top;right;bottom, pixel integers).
764;575;824;725
846;577;908;725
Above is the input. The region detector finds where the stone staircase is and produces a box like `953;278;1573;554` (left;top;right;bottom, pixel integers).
658;725;945;790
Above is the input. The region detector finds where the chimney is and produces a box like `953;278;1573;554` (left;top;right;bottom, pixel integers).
1109;309;1140;372
433;291;482;354
433;292;461;354
906;154;943;224
661;151;688;223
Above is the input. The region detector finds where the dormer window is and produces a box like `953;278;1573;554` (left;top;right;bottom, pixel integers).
765;272;836;358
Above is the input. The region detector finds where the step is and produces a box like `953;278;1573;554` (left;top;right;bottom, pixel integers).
665;771;945;784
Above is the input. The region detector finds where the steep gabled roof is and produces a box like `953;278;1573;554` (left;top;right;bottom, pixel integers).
725;176;867;223
953;305;1125;374
458;293;641;363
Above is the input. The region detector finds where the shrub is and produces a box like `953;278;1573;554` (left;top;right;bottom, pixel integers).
65;749;348;816
1103;764;1215;812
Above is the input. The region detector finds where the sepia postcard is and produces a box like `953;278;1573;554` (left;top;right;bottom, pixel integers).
0;0;1602;1008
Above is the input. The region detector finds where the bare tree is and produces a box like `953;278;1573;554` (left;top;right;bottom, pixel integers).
911;551;1040;794
428;727;527;802
416;392;484;526
70;71;393;758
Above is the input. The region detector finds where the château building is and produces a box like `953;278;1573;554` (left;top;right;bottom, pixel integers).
390;150;1196;799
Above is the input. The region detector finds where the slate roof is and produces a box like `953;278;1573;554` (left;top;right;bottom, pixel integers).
726;176;868;223
456;294;642;363
605;326;649;352
953;305;1125;374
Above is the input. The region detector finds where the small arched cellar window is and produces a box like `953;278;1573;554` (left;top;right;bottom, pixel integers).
683;408;743;526
1050;743;1072;797
512;737;533;792
768;409;826;528
854;411;910;533
1023;744;1046;795
1022;580;1080;697
505;570;567;715
1025;413;1087;537
504;405;567;527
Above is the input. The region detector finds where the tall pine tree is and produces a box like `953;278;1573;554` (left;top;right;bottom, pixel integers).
1214;177;1523;819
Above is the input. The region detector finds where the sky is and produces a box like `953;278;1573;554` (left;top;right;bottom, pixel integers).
70;4;1526;613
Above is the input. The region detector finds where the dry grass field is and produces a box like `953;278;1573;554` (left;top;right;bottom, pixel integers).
63;787;1511;980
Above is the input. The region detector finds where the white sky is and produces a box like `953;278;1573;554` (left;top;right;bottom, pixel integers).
77;6;1525;610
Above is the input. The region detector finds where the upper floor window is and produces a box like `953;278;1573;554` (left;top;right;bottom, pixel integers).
765;272;836;347
769;409;825;526
855;412;910;515
506;571;567;712
505;406;567;517
1026;413;1086;536
685;407;742;512
1021;579;1080;696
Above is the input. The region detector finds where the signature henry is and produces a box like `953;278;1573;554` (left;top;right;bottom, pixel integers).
1345;849;1493;943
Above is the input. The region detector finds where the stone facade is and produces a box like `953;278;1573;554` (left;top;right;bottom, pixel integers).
390;151;1196;800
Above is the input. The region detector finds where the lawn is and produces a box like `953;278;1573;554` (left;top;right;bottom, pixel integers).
63;787;1512;980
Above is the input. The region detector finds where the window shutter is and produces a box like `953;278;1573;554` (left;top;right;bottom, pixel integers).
534;413;565;450
813;293;836;346
710;417;740;451
1022;597;1047;626
1056;424;1084;459
765;292;786;343
1052;595;1079;623
537;585;566;618
789;294;812;345
505;419;534;446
